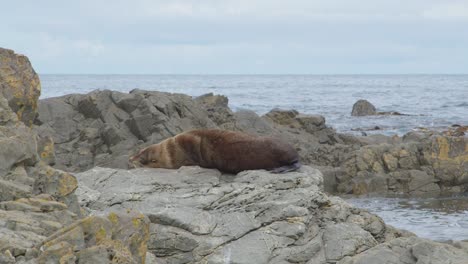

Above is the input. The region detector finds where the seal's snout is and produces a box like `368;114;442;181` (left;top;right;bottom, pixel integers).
128;148;149;169
129;154;138;162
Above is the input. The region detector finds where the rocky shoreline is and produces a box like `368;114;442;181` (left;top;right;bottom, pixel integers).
1;47;468;263
33;86;468;197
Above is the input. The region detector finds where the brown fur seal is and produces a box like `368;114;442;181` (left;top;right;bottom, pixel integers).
129;129;300;174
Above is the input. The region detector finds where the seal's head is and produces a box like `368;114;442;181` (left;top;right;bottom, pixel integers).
129;147;151;168
128;143;173;169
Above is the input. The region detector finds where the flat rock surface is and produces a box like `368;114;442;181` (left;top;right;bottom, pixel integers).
75;165;430;263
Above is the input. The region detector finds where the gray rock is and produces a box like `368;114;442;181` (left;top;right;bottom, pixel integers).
34;89;219;172
74;166;413;263
338;236;468;264
34;89;359;174
351;99;377;116
338;135;468;195
323;223;378;261
77;246;112;264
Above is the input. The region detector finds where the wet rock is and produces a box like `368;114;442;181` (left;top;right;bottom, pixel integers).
0;48;41;126
351;99;377;116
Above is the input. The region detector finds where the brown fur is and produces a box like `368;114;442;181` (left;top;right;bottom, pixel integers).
129;129;300;174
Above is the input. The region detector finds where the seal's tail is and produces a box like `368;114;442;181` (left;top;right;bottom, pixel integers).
269;161;301;174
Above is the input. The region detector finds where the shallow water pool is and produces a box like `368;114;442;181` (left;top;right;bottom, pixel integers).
346;194;468;241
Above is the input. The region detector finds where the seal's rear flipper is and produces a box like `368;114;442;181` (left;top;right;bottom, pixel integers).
269;162;301;174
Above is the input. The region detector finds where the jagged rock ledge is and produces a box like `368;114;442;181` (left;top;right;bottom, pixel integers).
74;166;468;264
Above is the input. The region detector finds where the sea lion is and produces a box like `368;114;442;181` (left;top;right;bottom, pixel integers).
129;129;300;174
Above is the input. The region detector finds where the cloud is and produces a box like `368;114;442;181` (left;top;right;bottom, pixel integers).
73;40;105;57
0;0;467;73
422;2;468;20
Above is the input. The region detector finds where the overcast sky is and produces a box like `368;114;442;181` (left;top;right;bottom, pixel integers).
1;0;468;74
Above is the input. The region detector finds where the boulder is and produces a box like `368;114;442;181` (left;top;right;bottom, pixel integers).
351;99;376;116
430;136;468;187
74;166;413;263
0;48;41;126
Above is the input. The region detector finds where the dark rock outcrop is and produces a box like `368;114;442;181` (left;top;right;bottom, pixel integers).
351;99;409;117
351;99;377;116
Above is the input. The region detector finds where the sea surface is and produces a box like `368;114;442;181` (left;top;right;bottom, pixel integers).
39;74;468;241
347;195;468;241
39;74;468;135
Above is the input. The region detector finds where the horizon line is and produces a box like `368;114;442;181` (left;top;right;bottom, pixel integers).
38;73;468;76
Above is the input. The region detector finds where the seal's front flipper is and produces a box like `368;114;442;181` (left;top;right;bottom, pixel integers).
269;162;301;174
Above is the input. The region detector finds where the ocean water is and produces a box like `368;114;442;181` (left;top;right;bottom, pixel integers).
39;74;468;135
348;195;468;241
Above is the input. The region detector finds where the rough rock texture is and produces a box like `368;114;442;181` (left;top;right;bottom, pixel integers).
38;210;149;264
35;89;468;196
75;166;468;264
34;90;358;172
351;100;376;116
0;48;41;126
75;166;418;264
33;89;219;172
339;236;468;264
0;48;150;263
338;133;468;195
